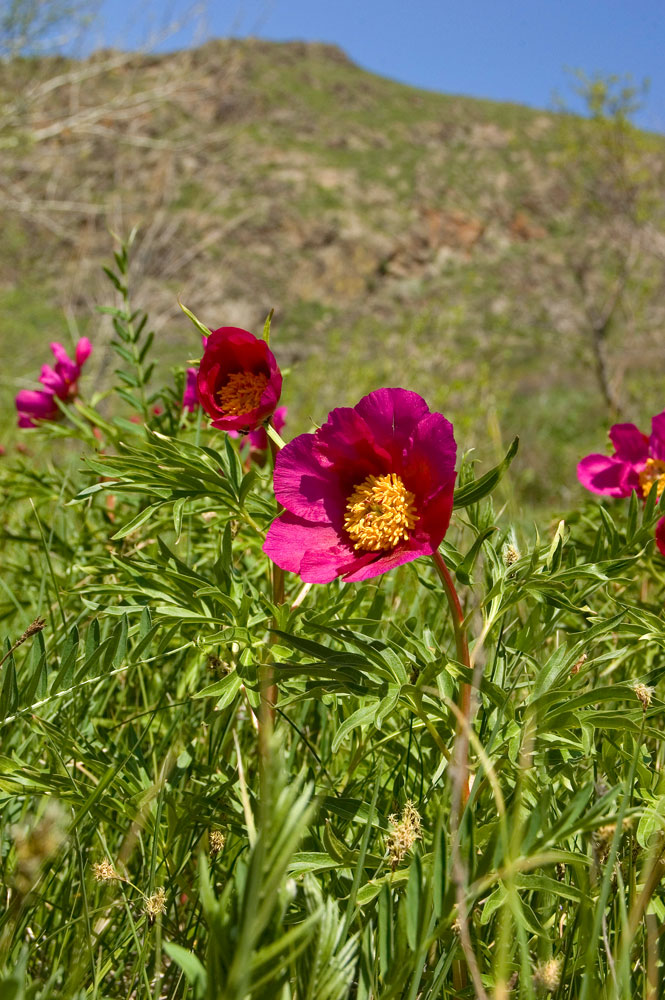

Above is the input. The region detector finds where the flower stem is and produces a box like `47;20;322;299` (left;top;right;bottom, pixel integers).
431;548;471;807
261;421;285;738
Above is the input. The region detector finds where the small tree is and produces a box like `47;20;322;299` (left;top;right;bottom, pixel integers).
554;72;662;419
0;0;98;57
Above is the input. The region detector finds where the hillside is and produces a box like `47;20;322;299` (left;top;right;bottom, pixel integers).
1;39;664;509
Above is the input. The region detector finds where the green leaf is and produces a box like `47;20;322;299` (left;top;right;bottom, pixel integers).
178;300;211;339
111;502;163;540
163;943;206;997
332;704;379;753
453;437;519;509
262;307;274;344
405;853;422;951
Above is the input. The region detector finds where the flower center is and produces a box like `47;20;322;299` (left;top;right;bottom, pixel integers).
218;371;268;415
344;473;418;552
639;458;665;499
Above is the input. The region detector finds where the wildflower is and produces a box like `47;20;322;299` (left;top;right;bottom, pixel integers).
533;958;561;993
15;389;60;428
209;830;226;857
230;405;288;466
264;388;456;583
92;859;120;882
144;886;166;919
386;800;422;869
196;326;282;432
578;412;665;555
16;338;92;428
632;682;654;709
182;367;199;412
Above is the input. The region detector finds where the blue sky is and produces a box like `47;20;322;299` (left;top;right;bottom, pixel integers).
89;0;665;132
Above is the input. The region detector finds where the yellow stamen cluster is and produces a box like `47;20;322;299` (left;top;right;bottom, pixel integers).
639;458;665;499
218;371;268;415
343;473;418;552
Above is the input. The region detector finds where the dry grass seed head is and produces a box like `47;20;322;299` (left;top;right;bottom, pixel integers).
144;886;166;919
92;859;120;882
209;829;226;857
633;682;654;709
533;957;562;992
386;800;422;869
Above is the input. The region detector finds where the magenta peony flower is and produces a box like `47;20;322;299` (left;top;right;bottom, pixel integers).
577;418;665;498
196;327;282;432
263;388;457;583
16;338;92;428
16;389;60;428
182;367;199;413
578;411;665;556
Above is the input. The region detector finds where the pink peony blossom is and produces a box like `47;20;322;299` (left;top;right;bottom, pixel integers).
182;368;199;412
197;327;282;432
264;388;456;583
16;338;91;428
578;411;665;556
16;389;61;428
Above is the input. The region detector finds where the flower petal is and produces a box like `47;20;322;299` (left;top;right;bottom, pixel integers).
264;512;355;584
609;423;649;465
650;412;665;462
355;387;431;465
339;535;434;582
15;389;59;425
656;517;665;558
273;432;344;523
75;338;92;366
577;454;633;497
402;411;457;502
182;368;199;412
49;342;78;383
39;364;68;396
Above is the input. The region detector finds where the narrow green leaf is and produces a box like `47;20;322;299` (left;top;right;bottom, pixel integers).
453;437;519;509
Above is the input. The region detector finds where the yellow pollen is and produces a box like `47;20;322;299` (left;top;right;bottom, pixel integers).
218;371;268;415
344;473;418;552
639;458;665;499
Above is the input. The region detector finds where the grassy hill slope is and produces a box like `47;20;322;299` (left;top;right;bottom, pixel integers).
1;39;664;510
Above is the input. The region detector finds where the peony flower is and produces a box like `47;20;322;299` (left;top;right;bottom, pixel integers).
230;405;287;466
16;338;91;428
263;388;456;583
182;367;199;413
578;411;665;556
196;327;282;432
16;389;61;428
39;339;91;400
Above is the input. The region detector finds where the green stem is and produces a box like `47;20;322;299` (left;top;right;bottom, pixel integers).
431;548;472;805
260;421;285;740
